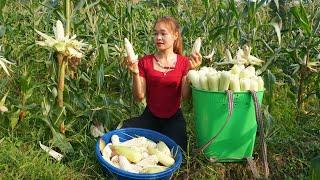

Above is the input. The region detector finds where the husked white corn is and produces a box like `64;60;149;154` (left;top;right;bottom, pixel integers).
192;37;201;54
199;73;209;90
119;155;139;173
240;78;251;91
136;155;159;167
141;165;167;174
230;74;240;92
99;138;106;152
110;145;142;163
102;143;112;160
257;76;264;91
124;38;138;63
218;71;231;91
156;141;171;157
207;73;219;91
187;70;201;89
110;155;120;168
148;146;175;167
250;77;259;91
111;135;120;145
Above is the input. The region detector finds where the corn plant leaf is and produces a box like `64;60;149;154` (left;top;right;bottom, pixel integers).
10;110;20;129
96;64;105;93
72;0;85;17
0;0;6;13
273;0;279;10
311;156;320;179
0;91;8;106
290;5;311;35
50;130;74;154
0;58;10;76
271;22;281;45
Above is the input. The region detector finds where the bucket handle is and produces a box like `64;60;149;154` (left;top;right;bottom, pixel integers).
250;90;269;179
197;90;234;157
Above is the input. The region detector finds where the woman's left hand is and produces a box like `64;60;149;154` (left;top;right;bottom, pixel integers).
190;52;202;69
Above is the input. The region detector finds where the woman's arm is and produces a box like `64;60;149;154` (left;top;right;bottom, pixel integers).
132;73;146;102
181;52;202;100
126;57;146;102
181;76;191;100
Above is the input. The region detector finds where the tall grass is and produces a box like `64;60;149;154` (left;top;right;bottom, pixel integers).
0;0;319;179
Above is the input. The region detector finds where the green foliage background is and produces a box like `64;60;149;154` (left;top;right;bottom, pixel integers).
0;0;319;179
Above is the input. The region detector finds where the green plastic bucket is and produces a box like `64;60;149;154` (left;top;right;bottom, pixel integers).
191;87;264;162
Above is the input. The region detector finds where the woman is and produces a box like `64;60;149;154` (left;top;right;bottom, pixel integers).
123;16;201;152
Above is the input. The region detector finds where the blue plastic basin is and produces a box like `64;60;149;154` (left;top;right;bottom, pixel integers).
95;128;183;180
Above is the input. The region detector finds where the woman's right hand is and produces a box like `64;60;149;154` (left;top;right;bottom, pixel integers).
125;56;139;75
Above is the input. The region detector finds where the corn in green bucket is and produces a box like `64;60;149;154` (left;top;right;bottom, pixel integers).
192;87;264;162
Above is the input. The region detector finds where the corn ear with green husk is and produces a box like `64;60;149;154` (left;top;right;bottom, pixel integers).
148;146;175;167
110;145;142;163
141;165;167;174
192;37;201;54
124;38;138;63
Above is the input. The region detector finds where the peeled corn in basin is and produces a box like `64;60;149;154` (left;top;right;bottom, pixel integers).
148;146;175;167
110;145;143;163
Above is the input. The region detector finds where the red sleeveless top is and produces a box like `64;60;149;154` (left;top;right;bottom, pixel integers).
138;54;190;118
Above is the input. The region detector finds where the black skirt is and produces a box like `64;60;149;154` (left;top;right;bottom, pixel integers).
122;107;187;152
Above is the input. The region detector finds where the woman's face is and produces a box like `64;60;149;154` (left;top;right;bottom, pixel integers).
153;22;178;52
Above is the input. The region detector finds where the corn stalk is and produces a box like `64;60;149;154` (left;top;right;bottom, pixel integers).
57;0;71;107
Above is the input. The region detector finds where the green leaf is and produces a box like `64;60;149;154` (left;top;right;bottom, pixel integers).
290;5;311;35
96;64;105;93
0;91;8;106
311;156;320;180
0;0;6;12
50;130;74;154
270;19;282;46
10;110;20;130
72;0;85;16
